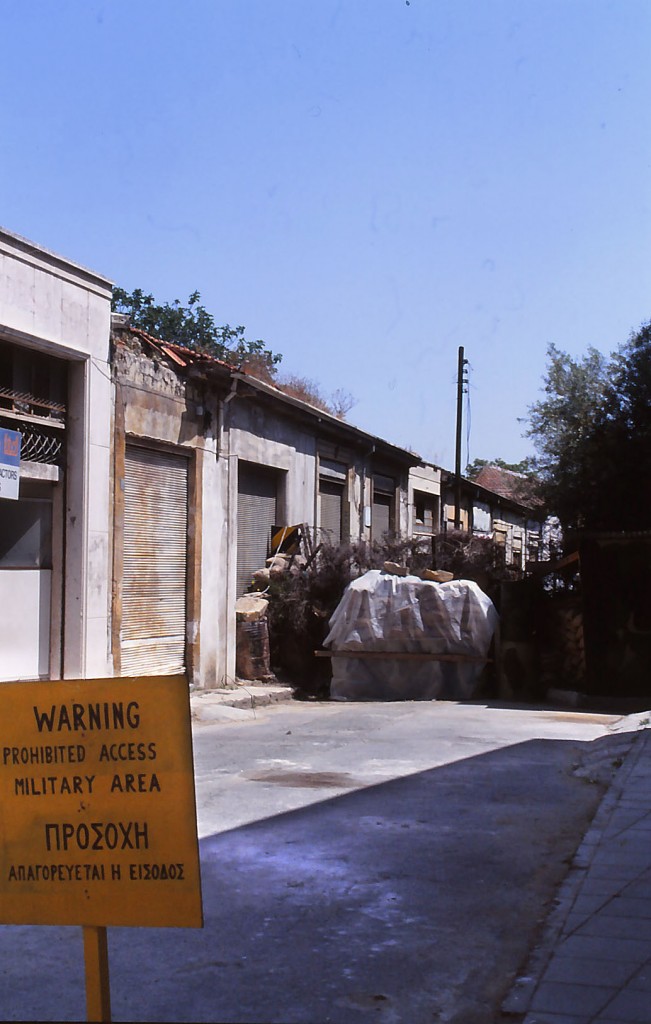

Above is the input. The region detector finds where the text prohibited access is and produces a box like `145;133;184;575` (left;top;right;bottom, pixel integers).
0;676;203;928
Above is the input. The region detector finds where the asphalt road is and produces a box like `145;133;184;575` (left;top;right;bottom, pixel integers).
0;699;634;1023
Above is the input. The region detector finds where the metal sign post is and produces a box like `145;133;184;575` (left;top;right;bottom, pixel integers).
83;926;111;1022
0;675;203;1022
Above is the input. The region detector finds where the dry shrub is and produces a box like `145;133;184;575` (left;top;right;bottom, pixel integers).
433;530;521;597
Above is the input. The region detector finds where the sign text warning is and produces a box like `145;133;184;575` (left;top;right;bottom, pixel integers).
0;676;203;928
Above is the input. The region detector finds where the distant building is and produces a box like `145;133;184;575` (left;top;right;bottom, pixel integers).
408;463;441;541
440;464;547;572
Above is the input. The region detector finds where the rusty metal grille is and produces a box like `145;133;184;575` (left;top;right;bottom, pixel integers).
0;386;65;418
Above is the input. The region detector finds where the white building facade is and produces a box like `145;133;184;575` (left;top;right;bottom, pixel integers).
0;228;113;681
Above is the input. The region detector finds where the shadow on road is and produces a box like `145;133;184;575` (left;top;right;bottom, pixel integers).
0;730;632;1024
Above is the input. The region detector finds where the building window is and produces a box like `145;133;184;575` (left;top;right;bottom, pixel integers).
319;458;347;546
511;534;523;567
413;491;438;536
0;340;67;467
319;478;344;545
0;499;52;569
237;462;280;598
372;473;396;540
494;528;507;565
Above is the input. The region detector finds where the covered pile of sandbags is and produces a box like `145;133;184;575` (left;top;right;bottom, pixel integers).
324;569;498;701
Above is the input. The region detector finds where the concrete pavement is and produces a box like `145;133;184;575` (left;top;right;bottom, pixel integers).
192;684;651;1022
195;687;651;1023
503;715;651;1024
0;690;647;1022
1;696;629;1023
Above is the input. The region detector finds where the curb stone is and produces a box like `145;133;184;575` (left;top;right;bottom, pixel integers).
190;683;295;721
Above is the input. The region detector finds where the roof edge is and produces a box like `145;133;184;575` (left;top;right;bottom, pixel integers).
231;371;422;464
0;226;114;292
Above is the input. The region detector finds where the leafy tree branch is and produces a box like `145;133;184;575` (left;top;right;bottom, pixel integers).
526;323;651;532
112;287;282;382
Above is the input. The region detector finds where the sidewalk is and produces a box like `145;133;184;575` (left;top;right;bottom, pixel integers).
503;715;651;1024
190;680;295;723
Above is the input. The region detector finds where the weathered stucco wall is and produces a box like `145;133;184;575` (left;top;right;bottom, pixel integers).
228;399;317;527
0;230;110;361
114;344;214;450
409;465;441;497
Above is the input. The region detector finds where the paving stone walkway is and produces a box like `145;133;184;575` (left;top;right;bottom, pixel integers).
504;724;651;1024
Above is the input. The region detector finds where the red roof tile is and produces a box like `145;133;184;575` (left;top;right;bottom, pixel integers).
127;326;237;371
473;465;543;508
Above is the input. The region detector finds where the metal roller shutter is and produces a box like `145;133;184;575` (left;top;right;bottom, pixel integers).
320;479;343;545
237;463;278;598
372;493;392;540
372;473;395;540
121;446;188;676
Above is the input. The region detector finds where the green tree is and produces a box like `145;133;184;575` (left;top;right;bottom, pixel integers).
526;325;651;531
526;343;608;528
598;322;651;529
112;287;282;382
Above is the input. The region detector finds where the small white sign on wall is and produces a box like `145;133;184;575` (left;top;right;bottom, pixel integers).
0;427;21;500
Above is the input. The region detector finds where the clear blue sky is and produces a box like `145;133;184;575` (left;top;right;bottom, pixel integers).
3;0;649;469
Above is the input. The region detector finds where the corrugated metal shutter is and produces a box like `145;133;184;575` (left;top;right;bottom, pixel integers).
372;493;392;540
320;479;343;545
237;463;278;598
121;446;188;676
372;473;395;541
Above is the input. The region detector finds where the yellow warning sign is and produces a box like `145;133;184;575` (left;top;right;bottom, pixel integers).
0;675;203;929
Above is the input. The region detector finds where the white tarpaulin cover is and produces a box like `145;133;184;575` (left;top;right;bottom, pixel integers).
324;570;499;701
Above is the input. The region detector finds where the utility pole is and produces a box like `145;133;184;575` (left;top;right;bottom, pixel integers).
454;346;468;530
